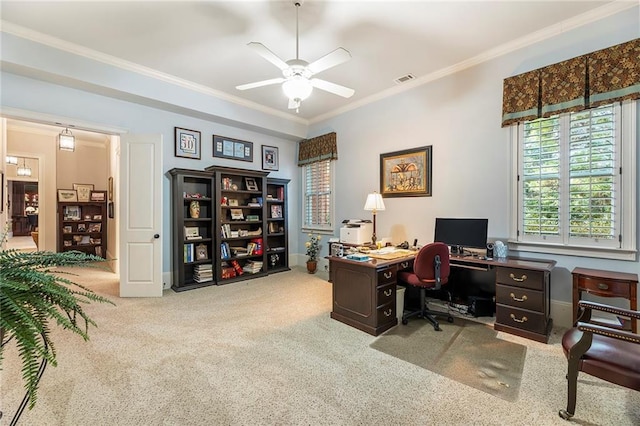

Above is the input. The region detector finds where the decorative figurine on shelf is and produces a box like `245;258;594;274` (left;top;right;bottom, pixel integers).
270;253;280;268
189;200;200;218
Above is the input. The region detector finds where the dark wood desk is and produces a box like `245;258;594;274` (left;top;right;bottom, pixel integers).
571;267;638;333
329;253;556;342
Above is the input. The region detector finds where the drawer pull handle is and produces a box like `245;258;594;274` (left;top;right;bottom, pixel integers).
597;283;609;290
510;293;528;302
510;314;528;323
384;289;392;297
383;309;392;317
401;262;409;269
384;271;392;279
509;273;527;282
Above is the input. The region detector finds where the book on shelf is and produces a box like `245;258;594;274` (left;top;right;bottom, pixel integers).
230;260;244;275
193;264;213;283
277;187;284;200
184;243;195;263
243;261;263;274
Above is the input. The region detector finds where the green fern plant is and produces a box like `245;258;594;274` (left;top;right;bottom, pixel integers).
0;243;114;413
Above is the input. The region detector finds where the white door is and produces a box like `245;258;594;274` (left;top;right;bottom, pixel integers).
119;134;163;297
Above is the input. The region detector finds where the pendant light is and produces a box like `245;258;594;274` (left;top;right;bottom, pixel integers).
6;156;18;165
17;157;32;177
58;128;75;152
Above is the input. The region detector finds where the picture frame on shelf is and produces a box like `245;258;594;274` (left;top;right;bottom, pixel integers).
261;145;279;171
175;127;201;159
184;226;200;239
93;214;102;220
213;135;253;162
63;225;73;234
270;204;283;218
90;190;107;202
228;199;239;207
73;184;94;202
58;189;78;202
195;244;208;260
88;223;102;233
380;146;433;198
244;177;258;191
230;208;244;220
63;205;81;220
77;224;86;232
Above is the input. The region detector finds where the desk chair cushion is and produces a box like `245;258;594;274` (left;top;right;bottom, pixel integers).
562;327;640;390
398;242;450;288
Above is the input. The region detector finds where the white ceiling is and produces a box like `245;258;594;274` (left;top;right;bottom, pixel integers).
0;1;629;122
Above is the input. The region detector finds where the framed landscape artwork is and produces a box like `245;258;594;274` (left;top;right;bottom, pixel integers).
379;146;432;198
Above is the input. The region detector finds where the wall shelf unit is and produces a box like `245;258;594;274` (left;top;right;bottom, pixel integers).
206;166;269;285
57;201;107;258
169;169;215;292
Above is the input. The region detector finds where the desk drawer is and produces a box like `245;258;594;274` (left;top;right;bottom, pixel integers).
377;266;397;285
497;267;545;290
575;275;631;298
376;302;395;327
496;284;543;312
496;304;547;334
397;259;413;272
377;283;395;306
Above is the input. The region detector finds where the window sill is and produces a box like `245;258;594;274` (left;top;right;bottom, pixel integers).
508;240;636;261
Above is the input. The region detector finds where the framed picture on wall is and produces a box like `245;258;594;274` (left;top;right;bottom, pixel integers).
73;183;94;202
261;145;279;171
175;127;201;159
379;146;432;198
213;135;253;162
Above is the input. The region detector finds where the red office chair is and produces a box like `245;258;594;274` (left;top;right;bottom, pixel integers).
559;301;640;420
398;242;453;331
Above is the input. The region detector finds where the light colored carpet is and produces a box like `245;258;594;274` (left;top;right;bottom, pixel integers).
1;267;639;425
370;318;526;402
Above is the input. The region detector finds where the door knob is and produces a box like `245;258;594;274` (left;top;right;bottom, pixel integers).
154;234;160;239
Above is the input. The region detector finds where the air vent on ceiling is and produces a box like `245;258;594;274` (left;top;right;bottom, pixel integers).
393;73;416;84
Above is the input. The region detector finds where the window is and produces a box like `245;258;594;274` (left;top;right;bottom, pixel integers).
511;102;636;260
302;159;334;231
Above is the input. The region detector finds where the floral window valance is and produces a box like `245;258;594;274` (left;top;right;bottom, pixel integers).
297;132;338;166
502;38;639;127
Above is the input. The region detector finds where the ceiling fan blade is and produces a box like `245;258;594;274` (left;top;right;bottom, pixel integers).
309;78;355;98
288;98;300;110
307;48;352;74
236;78;285;91
248;42;289;71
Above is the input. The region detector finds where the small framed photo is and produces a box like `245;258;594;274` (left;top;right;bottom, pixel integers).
175;127;201;159
230;208;244;220
228;199;239;207
245;177;258;191
93;214;102;220
270;205;283;219
73;184;94;202
195;243;208;260
63;205;81;220
77;223;87;232
261;145;279;171
63;225;73;234
184;226;200;239
90;190;107;202
88;223;102;233
58;189;78;202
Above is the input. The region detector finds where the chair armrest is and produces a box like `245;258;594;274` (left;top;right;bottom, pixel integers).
577;322;640;345
578;300;640;320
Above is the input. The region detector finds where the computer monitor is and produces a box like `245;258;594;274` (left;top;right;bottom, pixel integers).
434;218;488;251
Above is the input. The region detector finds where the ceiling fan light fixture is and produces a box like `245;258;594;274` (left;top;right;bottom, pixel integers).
282;76;313;102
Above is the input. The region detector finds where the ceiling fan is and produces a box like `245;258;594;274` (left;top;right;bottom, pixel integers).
236;1;355;112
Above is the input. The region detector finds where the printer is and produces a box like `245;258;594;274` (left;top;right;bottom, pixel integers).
340;219;373;245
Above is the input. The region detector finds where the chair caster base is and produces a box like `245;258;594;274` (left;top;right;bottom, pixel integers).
558;409;573;420
447;316;454;323
401;319;408;325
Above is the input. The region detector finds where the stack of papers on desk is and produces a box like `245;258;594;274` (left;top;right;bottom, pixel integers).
368;247;415;259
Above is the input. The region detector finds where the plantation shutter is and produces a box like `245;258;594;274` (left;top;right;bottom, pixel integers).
522;117;561;240
568;105;617;243
304;160;332;228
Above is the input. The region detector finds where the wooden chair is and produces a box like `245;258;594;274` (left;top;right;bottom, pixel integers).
559;300;640;420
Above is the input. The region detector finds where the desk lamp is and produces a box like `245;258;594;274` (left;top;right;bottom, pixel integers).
364;191;385;245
